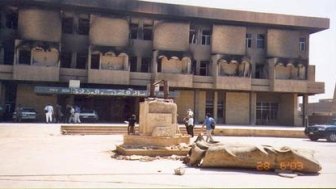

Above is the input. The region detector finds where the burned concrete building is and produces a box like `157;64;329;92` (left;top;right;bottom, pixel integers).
0;0;329;125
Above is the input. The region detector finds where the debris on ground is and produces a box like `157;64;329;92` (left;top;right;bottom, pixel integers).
111;151;186;162
174;167;185;175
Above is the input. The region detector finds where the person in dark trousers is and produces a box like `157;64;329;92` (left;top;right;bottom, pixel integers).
54;104;63;123
202;113;216;142
184;108;194;137
128;114;136;135
183;116;194;137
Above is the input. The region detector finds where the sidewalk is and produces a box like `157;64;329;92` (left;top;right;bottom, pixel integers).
0;123;306;138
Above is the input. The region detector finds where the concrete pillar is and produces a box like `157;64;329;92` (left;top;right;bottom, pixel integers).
151;50;158;74
14;40;20;65
250;92;257;125
196;60;200;75
123;54;129;71
213;91;218;121
268;58;276;90
87;46;92;69
302;94;309;127
194;89;200;122
211;54;221;88
71;52;77;68
137;56;141;72
211;55;220;77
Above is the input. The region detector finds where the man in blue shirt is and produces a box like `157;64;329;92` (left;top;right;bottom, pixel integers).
202;113;215;142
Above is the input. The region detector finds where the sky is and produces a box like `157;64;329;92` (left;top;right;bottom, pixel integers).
142;0;336;102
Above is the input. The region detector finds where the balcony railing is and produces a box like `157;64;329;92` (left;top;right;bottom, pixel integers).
88;69;130;85
13;64;59;81
155;73;193;88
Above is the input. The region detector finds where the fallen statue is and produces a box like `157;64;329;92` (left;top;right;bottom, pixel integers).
184;135;321;173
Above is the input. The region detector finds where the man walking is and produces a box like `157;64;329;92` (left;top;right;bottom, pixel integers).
202;113;215;142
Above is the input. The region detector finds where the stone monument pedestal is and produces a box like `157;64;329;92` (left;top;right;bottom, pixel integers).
116;98;191;156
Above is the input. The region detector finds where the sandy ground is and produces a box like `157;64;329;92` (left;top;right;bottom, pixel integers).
0;124;335;188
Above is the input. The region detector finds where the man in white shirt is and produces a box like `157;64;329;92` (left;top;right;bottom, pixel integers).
44;104;54;123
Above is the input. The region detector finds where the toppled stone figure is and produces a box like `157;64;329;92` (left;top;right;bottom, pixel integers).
184;135;321;173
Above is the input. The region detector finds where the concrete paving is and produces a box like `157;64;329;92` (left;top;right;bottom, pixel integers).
0;123;335;188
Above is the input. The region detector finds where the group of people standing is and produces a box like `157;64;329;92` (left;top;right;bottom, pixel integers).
44;104;81;123
184;108;216;143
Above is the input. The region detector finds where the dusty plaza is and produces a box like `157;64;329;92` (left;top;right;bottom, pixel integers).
0;0;335;188
0;124;335;188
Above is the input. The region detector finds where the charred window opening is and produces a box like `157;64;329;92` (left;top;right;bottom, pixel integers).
90;54;100;69
143;24;152;40
62;17;74;34
60;52;72;68
257;34;265;49
3;43;14;65
299;37;306;52
246;33;252;48
78;18;89;35
200;60;209;76
76;52;87;69
158;59;162;72
130;23;138;39
141;57;151;72
5;11;18;29
18;49;31;65
189;27;197;44
201;30;211;45
255;64;265;79
130;56;137;72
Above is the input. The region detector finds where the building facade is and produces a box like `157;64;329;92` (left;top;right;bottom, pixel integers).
306;83;336;124
0;0;329;125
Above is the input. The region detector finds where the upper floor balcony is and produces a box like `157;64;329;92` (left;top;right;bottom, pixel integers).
13;40;60;82
87;50;130;85
0;46;324;95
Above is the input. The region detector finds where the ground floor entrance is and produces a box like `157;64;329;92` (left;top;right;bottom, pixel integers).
57;95;140;122
0;82;305;126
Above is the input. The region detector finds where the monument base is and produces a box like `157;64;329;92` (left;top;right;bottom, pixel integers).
123;134;190;146
116;134;191;156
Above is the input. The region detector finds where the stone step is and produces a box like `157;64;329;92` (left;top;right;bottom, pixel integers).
60;125;305;138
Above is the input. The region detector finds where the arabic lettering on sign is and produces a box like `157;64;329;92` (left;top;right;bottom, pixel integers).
35;86;178;97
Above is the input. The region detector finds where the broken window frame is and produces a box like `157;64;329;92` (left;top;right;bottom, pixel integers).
143;24;153;41
130;23;138;40
90;53;100;69
18;49;31;65
189;28;198;44
201;30;211;45
200;60;209;76
246;33;252;48
5;10;18;29
141;57;151;73
76;52;87;69
129;56;137;72
62;17;74;34
77;17;90;35
60;51;72;68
